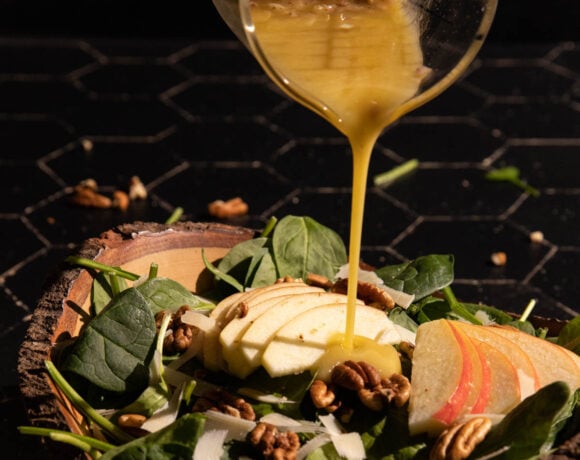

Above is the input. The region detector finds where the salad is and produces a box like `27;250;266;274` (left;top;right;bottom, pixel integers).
20;216;580;459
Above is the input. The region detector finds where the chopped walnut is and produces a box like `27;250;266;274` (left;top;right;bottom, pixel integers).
430;417;492;460
276;275;303;283
155;306;197;354
192;389;256;421
306;273;334;289
311;361;410;415
208;197;249;219
128;175;147;200
490;251;507;267
529;230;544;243
249;422;300;460
376;373;411;407
331;279;395;310
117;413;149;437
309;379;340;411
223;301;249;325
71;183;112;208
112;190;130;211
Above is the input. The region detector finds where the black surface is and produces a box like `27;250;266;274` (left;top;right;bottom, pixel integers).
1;4;580;458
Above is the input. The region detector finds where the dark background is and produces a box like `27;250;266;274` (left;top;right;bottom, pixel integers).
0;0;578;42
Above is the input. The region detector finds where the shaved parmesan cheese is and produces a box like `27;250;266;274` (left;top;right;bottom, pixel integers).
193;429;228;460
334;264;415;308
238;387;294;404
259;413;326;433
141;384;183;433
162;366;194;387
204;410;256;441
260;412;302;427
318;414;343;435
331;432;366;460
181;310;216;331
382;284;415;309
297;434;332;460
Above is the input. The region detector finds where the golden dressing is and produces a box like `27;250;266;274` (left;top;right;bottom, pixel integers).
247;0;424;365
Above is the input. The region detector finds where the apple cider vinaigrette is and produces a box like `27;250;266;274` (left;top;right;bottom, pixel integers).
246;0;425;372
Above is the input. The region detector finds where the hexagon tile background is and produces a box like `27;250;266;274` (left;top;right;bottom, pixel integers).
1;36;579;457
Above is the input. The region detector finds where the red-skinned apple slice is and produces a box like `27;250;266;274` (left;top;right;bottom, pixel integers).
433;322;483;424
408;320;476;435
487;325;580;391
453;321;540;399
469;337;521;415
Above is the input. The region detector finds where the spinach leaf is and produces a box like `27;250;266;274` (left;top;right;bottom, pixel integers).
272;216;347;281
217;237;272;289
460;302;514;324
61;288;156;394
557;315;580;355
472;381;573;459
99;412;206;460
388;307;419;333
136;277;213;315
245;246;278;288
374;255;454;300
91;272;116;316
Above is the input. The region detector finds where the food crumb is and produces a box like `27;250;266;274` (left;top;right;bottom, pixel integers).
490;251;507;267
129;176;148;200
81;138;94;152
112;190;130;211
208;197;249;219
529;230;544;243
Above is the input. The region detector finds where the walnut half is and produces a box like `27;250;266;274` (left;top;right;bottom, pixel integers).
430;417;492;460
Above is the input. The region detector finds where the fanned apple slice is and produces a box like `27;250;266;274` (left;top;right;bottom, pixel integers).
453;321;539;399
447;322;487;416
470;338;521;415
230;292;355;378
203;282;319;371
261;303;400;377
487;325;580;391
408;320;475;436
219;287;326;378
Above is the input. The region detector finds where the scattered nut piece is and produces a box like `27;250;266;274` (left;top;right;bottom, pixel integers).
71;184;112;208
332;279;395;310
129;175;148;200
208;197;249;219
429;417;492;460
529;230;544;243
276;276;303;283
80;138;94;152
78;178;98;191
155;306;197;354
112;190;130;211
192;389;256;421
309;379;339;411
490;251;507;267
306;273;334;289
117;413;147;429
249;422;300;460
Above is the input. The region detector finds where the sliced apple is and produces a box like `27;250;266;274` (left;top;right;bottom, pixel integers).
408;319;475;436
487;325;580;391
227;292;355;378
470;338;521;415
453;321;540;399
203;282;319;371
261;303;401;377
219;288;329;378
447;322;487;416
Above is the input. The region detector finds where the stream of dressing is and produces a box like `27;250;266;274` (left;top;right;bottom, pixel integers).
247;0;424;364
